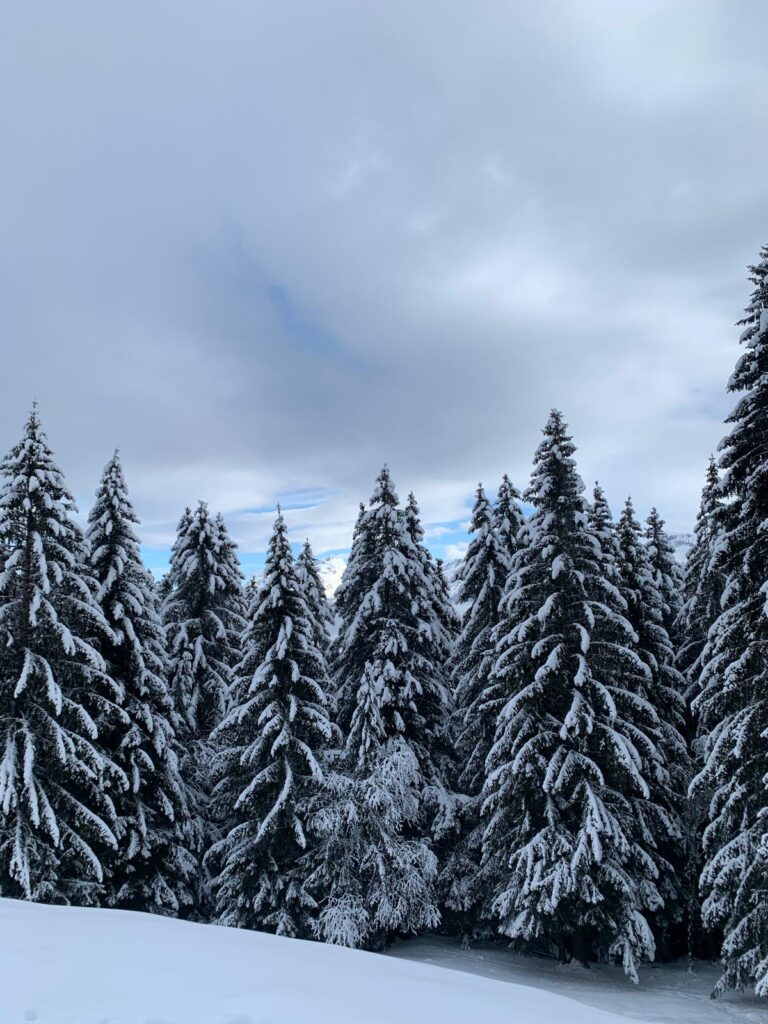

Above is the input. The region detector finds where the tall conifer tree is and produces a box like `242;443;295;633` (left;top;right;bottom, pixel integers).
162;502;244;906
616;499;689;952
0;410;123;904
295;540;333;653
208;511;334;936
311;468;447;947
87;452;197;914
692;246;768;996
481;412;663;981
677;459;724;702
444;484;509;927
645;509;684;649
493;473;525;569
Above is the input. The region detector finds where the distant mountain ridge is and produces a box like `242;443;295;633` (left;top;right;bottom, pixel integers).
668;533;694;564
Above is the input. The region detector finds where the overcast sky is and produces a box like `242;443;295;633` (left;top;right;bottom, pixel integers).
1;1;766;573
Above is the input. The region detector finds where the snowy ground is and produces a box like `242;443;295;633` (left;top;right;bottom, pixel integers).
388;935;764;1024
0;899;763;1024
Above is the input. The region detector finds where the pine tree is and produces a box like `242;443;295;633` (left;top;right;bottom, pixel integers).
493;473;525;568
162;501;245;907
404;492;457;668
332;503;371;638
213;512;247;624
481;411;663;981
645;509;684;648
208;511;334;936
691;247;768;996
444;484;509;928
403;487;456;761
311;468;447;948
329;502;371;724
341;472;450;828
677;458;724;702
588;484;623;571
403;490;459;909
295;540;333;653
0;409;123;904
674;460;726;962
163;501;244;752
615;498;689;954
87;451;197;914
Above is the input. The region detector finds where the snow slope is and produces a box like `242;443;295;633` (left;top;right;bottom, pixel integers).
316;553;347;597
389;936;764;1024
0;899;643;1024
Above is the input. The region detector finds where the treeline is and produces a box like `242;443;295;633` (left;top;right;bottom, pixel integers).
1;248;768;997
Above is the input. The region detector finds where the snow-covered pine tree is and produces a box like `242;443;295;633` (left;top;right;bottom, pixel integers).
481;411;663;981
163;501;244;751
403;490;459;904
208;510;334;936
673;460;726;963
332;503;369;635
0;409;124;905
443;484;510;929
87;451;197;914
162;501;245;907
404;491;457;668
244;573;260;611
330;502;372;726
213;512;247;625
615;498;689;955
493;473;525;569
434;559;459;647
343;475;451;830
677;458;724;703
691;247;768;997
311;468;447;948
295;540;333;653
645;509;684;649
588;484;623;571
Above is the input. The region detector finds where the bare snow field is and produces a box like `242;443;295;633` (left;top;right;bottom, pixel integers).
388;936;764;1024
1;898;764;1024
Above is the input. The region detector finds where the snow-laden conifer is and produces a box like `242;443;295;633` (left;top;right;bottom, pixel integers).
588;484;623;570
691;247;768;997
163;502;244;754
671;459;726;962
339;471;451;828
208;511;334;936
0;409;123;904
493;473;525;569
442;484;509;927
295;540;333;653
676;459;724;702
332;503;370;639
615;499;689;949
162;502;245;904
87;451;197;914
313;468;448;947
645;509;684;648
404;492;458;668
481;411;663;981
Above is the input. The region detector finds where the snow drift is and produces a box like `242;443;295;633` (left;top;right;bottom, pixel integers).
0;897;639;1024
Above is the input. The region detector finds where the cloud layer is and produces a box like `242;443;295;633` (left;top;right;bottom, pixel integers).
1;1;765;566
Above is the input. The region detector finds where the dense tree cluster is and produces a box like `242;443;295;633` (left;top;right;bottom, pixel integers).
3;249;768;997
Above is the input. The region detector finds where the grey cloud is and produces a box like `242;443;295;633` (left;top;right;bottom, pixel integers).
0;0;765;556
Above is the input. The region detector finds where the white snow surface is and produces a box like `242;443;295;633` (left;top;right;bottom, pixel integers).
389;936;764;1024
316;554;347;597
1;899;763;1024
